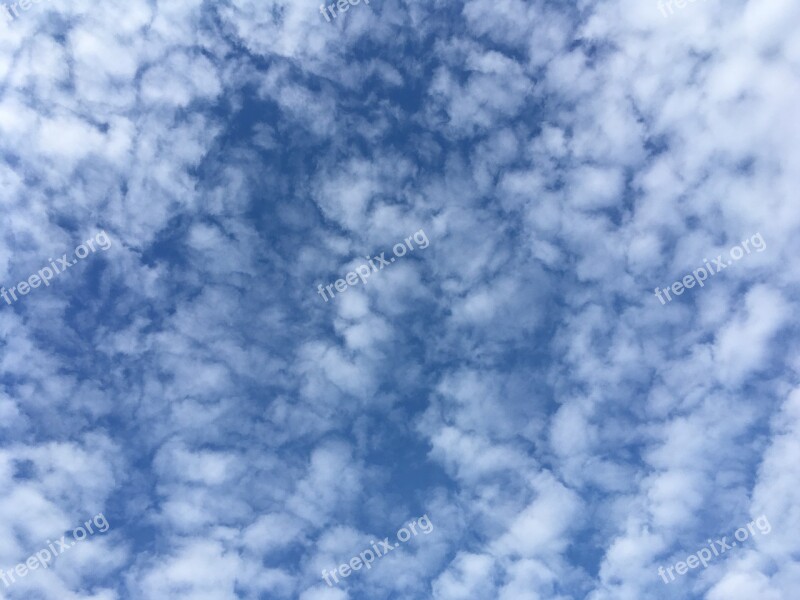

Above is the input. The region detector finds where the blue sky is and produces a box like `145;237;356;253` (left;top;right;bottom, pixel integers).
0;0;799;599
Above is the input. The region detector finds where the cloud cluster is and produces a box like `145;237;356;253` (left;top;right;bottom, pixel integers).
0;0;797;598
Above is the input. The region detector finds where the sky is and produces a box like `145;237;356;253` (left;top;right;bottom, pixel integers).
0;0;798;599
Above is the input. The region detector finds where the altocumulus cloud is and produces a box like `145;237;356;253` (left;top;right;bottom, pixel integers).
0;0;798;599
